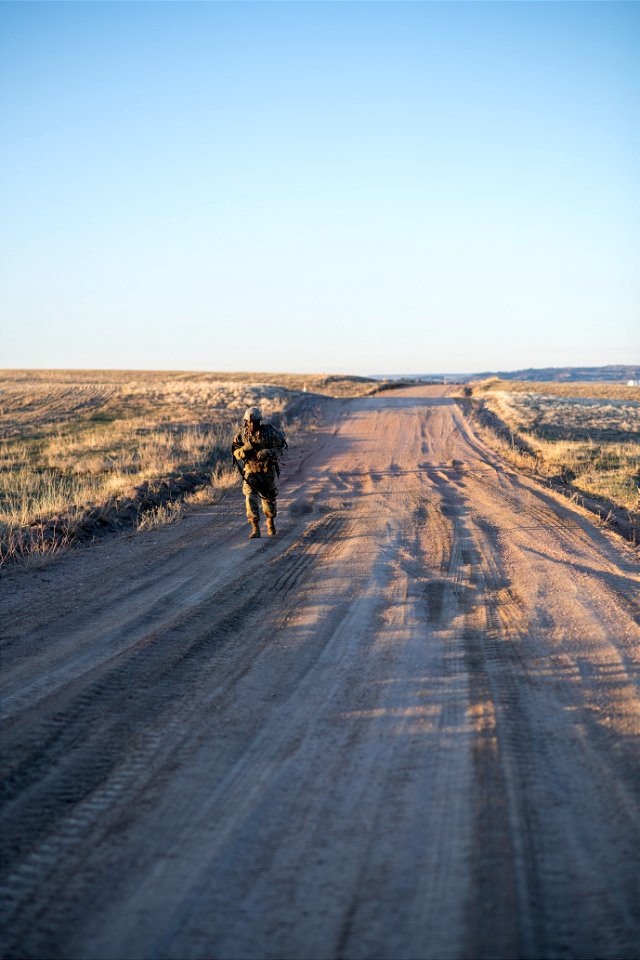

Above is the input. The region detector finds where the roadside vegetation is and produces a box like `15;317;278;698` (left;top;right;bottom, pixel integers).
463;379;640;539
0;369;384;567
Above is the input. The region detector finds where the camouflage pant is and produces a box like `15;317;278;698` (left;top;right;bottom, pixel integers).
242;476;278;522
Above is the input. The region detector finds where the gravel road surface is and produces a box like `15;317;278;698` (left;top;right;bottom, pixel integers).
1;386;638;960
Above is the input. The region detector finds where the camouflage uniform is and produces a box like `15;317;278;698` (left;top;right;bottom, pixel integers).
232;416;287;532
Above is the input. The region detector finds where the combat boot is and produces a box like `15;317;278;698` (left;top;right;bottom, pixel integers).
266;518;276;536
249;520;261;539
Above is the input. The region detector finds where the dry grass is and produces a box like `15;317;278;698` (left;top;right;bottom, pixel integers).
0;369;379;438
1;520;74;570
184;465;239;506
0;422;230;527
137;500;184;532
0;369;377;566
472;378;640;403
466;380;640;523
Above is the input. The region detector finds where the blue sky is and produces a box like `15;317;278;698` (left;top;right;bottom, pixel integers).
1;1;638;375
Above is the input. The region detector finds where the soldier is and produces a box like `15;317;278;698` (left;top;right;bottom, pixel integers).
232;407;287;539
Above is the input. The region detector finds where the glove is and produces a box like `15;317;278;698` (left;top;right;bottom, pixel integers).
256;448;270;462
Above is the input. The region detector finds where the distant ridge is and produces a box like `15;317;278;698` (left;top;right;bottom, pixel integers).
374;365;640;383
472;365;640;383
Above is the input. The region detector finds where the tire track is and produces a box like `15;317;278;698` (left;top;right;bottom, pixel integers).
0;513;352;952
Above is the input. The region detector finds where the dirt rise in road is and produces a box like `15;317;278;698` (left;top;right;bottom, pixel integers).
1;387;639;960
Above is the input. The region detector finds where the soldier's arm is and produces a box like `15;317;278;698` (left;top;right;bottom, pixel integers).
232;432;257;462
232;433;247;462
255;426;287;460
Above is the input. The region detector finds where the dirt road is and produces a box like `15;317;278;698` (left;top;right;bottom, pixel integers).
1;386;639;960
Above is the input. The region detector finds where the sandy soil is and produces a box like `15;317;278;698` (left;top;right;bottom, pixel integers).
1;386;638;960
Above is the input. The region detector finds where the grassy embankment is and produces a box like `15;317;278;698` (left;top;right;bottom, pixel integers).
0;370;382;566
464;379;640;539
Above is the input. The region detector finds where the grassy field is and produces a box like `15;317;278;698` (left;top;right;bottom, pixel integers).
471;377;640;403
0;369;381;566
466;379;640;533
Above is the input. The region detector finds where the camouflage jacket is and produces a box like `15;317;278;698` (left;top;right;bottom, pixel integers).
232;422;287;479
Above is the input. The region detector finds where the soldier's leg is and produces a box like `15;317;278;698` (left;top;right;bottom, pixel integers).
260;478;278;535
242;481;261;537
262;498;277;535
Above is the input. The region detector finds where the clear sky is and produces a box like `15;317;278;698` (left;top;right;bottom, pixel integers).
1;1;638;375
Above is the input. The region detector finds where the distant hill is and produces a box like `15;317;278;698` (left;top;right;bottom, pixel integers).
374;365;639;383
471;365;640;383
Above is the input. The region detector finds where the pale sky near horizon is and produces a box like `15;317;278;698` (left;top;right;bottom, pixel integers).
1;1;638;376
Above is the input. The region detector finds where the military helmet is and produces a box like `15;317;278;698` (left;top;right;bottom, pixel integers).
243;406;262;422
